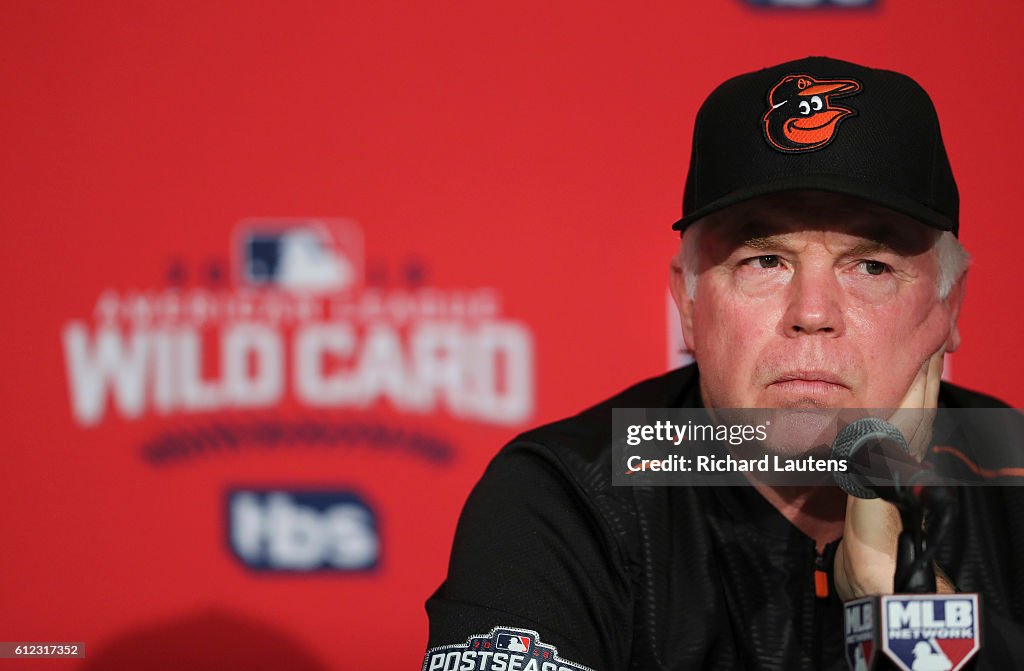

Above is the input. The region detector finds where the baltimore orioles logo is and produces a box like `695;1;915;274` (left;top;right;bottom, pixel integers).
763;73;862;153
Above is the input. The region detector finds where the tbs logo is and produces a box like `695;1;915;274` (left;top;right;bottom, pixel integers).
228;489;379;571
235;218;364;293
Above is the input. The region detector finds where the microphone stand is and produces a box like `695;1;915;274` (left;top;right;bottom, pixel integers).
890;480;956;593
843;483;967;671
836;423;983;670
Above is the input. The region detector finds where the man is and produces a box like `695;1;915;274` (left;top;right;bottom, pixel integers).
423;57;1024;670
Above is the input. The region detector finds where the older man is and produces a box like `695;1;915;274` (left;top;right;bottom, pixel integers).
424;57;1024;670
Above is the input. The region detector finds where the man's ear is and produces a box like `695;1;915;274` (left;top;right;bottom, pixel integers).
943;271;967;353
669;258;697;353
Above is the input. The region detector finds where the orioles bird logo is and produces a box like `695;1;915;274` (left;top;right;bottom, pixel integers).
762;73;862;153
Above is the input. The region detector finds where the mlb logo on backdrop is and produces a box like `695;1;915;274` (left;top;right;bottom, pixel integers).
236;218;364;292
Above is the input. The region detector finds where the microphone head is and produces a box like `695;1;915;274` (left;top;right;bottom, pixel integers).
831;417;909;499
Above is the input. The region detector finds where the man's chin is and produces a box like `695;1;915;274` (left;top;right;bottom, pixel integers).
760;409;842;457
720;407;843;458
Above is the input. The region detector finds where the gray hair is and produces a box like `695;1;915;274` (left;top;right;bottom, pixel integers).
676;220;969;300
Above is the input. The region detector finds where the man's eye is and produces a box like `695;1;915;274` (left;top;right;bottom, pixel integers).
747;255;782;269
857;260;889;275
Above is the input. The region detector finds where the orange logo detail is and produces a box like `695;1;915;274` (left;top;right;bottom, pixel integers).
762;74;862;153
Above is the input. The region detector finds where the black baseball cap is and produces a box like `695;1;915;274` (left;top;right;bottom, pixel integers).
672;56;959;236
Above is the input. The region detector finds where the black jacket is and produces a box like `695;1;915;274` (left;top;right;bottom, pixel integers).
426;364;1024;670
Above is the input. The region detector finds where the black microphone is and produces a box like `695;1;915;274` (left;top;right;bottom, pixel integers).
831;417;946;503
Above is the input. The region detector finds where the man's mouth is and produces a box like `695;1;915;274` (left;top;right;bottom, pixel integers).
769;371;850;395
773;371;848;385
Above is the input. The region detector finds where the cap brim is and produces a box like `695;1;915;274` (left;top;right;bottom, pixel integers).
671;175;957;235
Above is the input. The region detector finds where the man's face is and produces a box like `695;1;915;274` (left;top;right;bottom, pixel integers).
671;191;964;411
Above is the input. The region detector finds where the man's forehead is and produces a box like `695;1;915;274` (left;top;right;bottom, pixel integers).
703;191;938;253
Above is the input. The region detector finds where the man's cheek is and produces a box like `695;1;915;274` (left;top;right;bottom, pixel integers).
696;303;774;353
849;293;940;337
870;300;949;354
855;307;948;403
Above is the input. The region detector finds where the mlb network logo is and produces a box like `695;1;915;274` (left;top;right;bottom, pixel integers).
227;488;379;571
235;218;364;292
844;598;876;670
882;595;980;671
846;594;980;671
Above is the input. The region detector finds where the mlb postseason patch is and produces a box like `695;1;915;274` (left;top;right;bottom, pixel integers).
423;627;593;671
844;597;876;671
880;594;980;671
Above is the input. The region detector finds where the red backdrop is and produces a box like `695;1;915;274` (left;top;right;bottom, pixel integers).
2;1;1022;669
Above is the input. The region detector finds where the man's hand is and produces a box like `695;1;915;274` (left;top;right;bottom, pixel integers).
832;347;955;601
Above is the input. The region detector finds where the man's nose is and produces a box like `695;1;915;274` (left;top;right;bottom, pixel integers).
783;267;845;337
